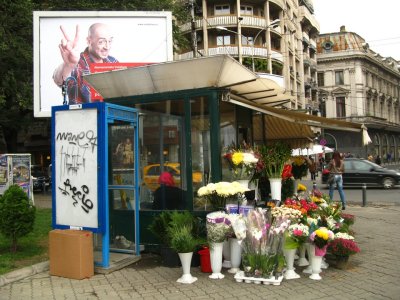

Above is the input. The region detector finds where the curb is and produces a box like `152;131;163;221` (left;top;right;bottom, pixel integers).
0;261;49;287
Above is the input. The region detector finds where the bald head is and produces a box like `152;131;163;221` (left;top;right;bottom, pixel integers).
87;23;114;62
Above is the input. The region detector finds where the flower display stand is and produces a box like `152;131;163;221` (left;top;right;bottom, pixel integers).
297;243;309;267
308;244;325;280
209;242;224;279
234;271;283;285
177;252;198;284
222;239;232;268
228;238;241;274
283;248;300;280
269;178;282;202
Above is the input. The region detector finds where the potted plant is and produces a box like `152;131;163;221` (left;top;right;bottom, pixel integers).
328;234;360;270
168;223;203;284
259;142;292;202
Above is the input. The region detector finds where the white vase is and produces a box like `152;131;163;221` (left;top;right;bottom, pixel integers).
269;178;282;202
228;238;242;274
297;243;309;267
222;239;232;268
177;252;198;284
308;244;323;280
248;179;259;201
236;179;250;189
209;242;225;279
302;243;313;274
283;248;300;280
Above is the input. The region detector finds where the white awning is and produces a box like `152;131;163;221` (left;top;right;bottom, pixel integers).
84;55;292;106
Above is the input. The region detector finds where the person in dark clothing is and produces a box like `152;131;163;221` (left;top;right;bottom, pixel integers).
375;155;382;165
152;172;184;210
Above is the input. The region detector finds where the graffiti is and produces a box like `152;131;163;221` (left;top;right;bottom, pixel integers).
56;130;98;152
58;178;93;213
59;145;86;176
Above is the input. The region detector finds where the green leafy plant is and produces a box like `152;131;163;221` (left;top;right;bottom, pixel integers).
259;142;292;178
168;224;201;253
147;211;173;246
0;185;36;253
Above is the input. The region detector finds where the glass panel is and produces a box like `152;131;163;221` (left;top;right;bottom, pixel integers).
190;96;211;211
220;101;236;181
134;100;186;210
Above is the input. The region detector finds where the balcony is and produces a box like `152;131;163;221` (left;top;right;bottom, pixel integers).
175;47;284;63
179;16;282;35
299;6;320;33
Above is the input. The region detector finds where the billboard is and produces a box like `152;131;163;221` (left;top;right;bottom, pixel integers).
33;11;173;117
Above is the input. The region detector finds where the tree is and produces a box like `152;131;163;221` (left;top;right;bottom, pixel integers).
0;185;36;253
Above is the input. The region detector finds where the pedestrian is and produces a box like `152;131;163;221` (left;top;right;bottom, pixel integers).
327;150;346;210
367;153;373;162
308;157;317;181
375;155;381;165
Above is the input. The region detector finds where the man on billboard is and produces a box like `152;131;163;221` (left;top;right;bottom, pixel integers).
53;23;118;104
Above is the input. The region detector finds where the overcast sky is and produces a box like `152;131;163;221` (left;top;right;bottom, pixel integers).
313;0;400;60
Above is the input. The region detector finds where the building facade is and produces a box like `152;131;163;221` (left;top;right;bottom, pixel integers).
316;26;400;161
177;0;320;111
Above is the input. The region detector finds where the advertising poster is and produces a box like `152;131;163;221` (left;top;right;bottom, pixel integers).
0;155;9;194
33;11;173;117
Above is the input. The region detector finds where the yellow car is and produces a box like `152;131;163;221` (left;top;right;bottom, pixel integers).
143;163;202;191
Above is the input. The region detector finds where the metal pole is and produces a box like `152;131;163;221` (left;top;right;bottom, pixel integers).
362;183;367;207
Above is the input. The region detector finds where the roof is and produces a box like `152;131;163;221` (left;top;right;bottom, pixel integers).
84;55;362;145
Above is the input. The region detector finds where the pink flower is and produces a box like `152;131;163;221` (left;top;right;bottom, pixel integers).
293;229;303;236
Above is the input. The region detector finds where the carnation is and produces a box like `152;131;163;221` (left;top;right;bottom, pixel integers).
329;238;360;256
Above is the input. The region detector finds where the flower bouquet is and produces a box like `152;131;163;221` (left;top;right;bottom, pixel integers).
292;156;309;180
309;227;334;256
198;181;249;211
259;142;292;179
206;211;231;243
224;146;260;181
329;237;360;257
284;223;309;249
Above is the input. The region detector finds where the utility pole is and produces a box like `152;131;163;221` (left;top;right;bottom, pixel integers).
189;0;197;58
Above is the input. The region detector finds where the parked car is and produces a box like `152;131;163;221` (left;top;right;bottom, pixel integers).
31;165;50;192
321;158;400;189
143;162;202;191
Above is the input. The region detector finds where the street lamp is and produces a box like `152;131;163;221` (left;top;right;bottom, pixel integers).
216;19;280;72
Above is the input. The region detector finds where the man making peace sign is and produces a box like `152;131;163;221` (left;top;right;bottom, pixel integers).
53;23;118;104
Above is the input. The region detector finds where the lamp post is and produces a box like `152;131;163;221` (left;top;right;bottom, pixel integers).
217;19;280;72
251;19;280;73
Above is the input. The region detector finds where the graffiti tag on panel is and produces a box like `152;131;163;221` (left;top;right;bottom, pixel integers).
54;109;98;228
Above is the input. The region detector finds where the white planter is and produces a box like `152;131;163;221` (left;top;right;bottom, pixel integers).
228;238;242;274
297;243;309;267
283;248;300;280
308;244;323;280
177;252;198;284
248;179;259;201
236;179;250;189
222;239;232;268
209;242;225;279
302;243;313;274
269;178;282;202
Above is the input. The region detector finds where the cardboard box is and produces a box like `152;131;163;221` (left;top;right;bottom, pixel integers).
49;229;94;279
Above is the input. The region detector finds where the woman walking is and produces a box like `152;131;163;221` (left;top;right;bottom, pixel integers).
328;151;346;210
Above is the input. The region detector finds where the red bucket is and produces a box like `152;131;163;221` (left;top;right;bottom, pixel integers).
198;247;212;273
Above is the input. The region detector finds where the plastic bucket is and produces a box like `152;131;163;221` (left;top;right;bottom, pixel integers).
198;247;212;273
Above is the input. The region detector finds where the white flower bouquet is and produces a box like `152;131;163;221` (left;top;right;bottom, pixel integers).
206;211;231;243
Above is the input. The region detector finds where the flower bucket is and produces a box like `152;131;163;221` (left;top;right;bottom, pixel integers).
198;247;212;273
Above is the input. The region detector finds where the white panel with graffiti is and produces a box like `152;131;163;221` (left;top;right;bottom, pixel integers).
55;109;98;228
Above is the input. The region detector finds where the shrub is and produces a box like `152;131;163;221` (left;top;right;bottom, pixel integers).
0;185;36;252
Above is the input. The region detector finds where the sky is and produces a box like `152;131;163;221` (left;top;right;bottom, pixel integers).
313;0;400;60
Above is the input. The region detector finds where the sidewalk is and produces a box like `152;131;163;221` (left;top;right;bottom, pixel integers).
1;203;400;299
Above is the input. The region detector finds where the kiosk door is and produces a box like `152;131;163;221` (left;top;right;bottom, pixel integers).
108;122;139;254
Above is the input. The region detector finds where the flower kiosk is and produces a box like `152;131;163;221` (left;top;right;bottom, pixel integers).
82;55;361;281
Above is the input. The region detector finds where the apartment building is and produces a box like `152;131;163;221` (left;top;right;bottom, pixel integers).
317;26;400;161
177;0;320;111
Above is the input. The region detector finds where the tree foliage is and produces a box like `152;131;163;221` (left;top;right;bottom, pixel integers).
0;0;190;151
0;185;36;253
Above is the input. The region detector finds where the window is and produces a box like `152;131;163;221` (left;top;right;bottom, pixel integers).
335;71;344;85
240;5;253;15
336;96;346;117
317;72;324;86
215;5;230;15
217;35;231;46
242;36;253;45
